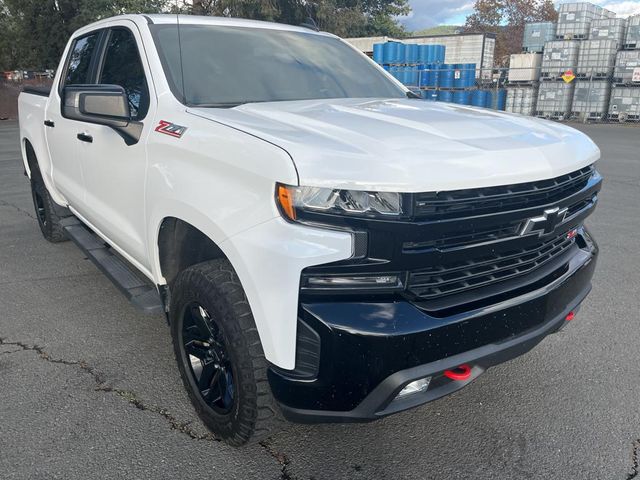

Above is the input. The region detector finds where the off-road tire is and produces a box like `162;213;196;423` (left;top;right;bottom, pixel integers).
30;177;67;243
169;259;284;446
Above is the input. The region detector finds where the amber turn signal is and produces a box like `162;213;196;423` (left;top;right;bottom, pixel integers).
277;184;296;221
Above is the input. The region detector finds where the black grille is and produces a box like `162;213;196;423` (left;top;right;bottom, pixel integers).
407;233;575;300
413;166;594;220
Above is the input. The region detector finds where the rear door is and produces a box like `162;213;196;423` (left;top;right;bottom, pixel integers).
74;24;154;270
45;31;103;206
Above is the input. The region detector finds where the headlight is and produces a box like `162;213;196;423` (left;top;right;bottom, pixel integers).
277;184;403;221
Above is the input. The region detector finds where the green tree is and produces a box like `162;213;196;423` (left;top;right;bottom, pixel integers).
185;0;409;37
465;0;558;65
0;0;409;70
1;0;167;69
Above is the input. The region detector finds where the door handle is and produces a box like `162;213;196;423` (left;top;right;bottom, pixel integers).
77;133;93;143
44;120;55;128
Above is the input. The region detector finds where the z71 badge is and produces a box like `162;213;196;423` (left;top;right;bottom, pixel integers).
155;120;187;138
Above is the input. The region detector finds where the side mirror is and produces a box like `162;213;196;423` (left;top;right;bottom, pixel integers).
63;85;142;145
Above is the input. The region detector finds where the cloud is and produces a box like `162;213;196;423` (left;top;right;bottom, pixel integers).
399;0;640;31
399;0;475;30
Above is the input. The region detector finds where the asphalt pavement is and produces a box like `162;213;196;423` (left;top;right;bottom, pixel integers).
0;120;638;479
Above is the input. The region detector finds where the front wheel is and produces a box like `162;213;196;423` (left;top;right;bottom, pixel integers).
30;177;67;243
169;259;283;446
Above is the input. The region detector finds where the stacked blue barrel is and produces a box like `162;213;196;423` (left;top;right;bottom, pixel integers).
373;41;505;110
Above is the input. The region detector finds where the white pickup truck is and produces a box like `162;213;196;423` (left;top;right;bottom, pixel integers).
18;14;602;446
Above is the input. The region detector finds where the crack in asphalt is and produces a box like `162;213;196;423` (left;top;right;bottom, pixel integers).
0;337;218;442
0;199;36;219
260;439;294;480
0;336;298;476
627;439;640;480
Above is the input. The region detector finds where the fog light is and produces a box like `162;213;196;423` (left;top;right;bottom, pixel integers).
305;275;402;289
397;377;431;398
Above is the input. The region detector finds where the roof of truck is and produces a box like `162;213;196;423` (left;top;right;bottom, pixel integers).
77;14;328;36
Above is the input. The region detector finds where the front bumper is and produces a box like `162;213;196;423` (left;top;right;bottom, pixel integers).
268;241;597;423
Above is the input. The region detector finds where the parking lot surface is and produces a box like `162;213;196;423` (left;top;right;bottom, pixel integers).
0;120;638;479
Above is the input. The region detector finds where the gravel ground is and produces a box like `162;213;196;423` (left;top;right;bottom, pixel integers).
0;120;638;479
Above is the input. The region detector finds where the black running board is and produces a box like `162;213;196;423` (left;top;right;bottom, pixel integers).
61;217;165;315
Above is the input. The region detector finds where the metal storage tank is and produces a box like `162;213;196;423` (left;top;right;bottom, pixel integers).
577;39;618;78
625;15;640;49
589;18;627;44
613;50;640;84
571;80;611;120
541;41;580;79
523;22;557;52
506;86;539;116
608;87;640;121
508;53;542;82
536;82;575;119
557;2;613;40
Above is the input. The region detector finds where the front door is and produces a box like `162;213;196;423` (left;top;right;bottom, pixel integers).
74;24;154;270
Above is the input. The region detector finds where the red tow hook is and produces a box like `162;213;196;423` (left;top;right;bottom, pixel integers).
444;364;472;381
565;311;576;321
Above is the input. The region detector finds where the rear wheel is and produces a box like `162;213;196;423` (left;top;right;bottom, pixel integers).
169;259;283;446
30;177;67;243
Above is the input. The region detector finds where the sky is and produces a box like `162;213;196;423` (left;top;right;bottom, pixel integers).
399;0;640;31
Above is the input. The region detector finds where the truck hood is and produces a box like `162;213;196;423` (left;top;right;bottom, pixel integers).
189;98;600;192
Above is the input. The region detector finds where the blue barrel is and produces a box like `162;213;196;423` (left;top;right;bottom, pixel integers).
418;45;430;63
453;90;471;105
406;44;419;64
373;43;384;64
465;63;477;87
454;63;476;88
433;45;446;63
438;90;454;103
408;66;419;86
439;64;455;88
396;43;406;64
427;45;436;63
389;66;400;81
382;65;390;72
384;42;399;64
428;64;440;87
471;90;488;107
495;89;507;110
422;89;438;101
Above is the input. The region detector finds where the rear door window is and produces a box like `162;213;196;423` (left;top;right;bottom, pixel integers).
98;28;150;120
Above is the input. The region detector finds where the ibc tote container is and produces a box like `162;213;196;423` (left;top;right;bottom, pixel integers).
536;82;575;119
541;40;580;79
523;22;557;52
625;15;640;49
506;86;539;116
508;53;542;82
613;50;640;84
571;80;611;120
589;18;627;44
609;87;640;120
577;39;618;78
557;2;606;40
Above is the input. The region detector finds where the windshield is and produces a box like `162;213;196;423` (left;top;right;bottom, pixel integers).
150;23;407;106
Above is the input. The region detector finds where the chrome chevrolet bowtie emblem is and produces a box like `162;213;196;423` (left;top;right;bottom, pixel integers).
520;207;569;236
